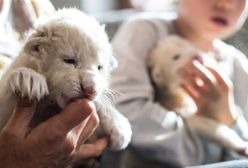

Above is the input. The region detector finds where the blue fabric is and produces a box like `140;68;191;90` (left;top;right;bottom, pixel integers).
186;160;248;168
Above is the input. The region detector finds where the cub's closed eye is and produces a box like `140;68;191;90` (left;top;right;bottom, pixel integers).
98;65;103;70
63;58;76;65
173;54;181;60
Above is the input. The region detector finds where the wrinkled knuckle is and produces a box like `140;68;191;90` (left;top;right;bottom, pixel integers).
94;147;103;156
46;134;62;144
64;139;76;154
45;128;65;144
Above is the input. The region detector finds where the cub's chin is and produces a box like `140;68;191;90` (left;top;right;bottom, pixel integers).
57;94;71;108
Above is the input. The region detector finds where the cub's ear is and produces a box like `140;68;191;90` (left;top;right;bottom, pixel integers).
24;33;49;59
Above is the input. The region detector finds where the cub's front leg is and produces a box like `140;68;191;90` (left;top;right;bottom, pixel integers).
96;103;132;150
0;67;49;129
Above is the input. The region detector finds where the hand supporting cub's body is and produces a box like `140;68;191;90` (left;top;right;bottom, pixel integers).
0;97;108;168
180;60;248;155
180;60;238;126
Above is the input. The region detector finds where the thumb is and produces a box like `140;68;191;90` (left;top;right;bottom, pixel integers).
5;96;37;133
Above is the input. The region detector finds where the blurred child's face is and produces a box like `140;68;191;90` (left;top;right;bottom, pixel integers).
178;0;248;39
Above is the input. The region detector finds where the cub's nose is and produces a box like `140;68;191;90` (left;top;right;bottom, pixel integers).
84;87;96;100
80;84;96;100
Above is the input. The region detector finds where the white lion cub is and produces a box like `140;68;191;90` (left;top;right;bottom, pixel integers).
0;8;132;150
148;35;248;156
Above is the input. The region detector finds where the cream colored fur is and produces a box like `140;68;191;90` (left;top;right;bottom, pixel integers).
0;8;132;150
148;35;248;155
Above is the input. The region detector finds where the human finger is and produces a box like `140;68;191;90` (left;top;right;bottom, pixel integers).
35;99;94;140
180;66;210;94
207;66;232;91
190;60;217;89
181;82;200;102
76;110;100;148
73;137;109;162
181;68;221;104
4;96;37;135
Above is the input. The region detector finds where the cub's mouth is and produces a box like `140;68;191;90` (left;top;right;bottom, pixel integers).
61;91;97;105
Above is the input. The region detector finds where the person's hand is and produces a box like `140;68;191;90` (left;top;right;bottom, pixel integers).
179;59;239;126
0;98;108;168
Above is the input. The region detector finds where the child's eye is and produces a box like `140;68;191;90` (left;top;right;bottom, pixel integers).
63;58;77;65
173;54;181;60
98;65;103;71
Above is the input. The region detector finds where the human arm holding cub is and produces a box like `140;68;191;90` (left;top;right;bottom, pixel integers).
0;98;108;168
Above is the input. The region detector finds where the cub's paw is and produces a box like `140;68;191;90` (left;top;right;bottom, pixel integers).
109;115;132;150
8;67;49;100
